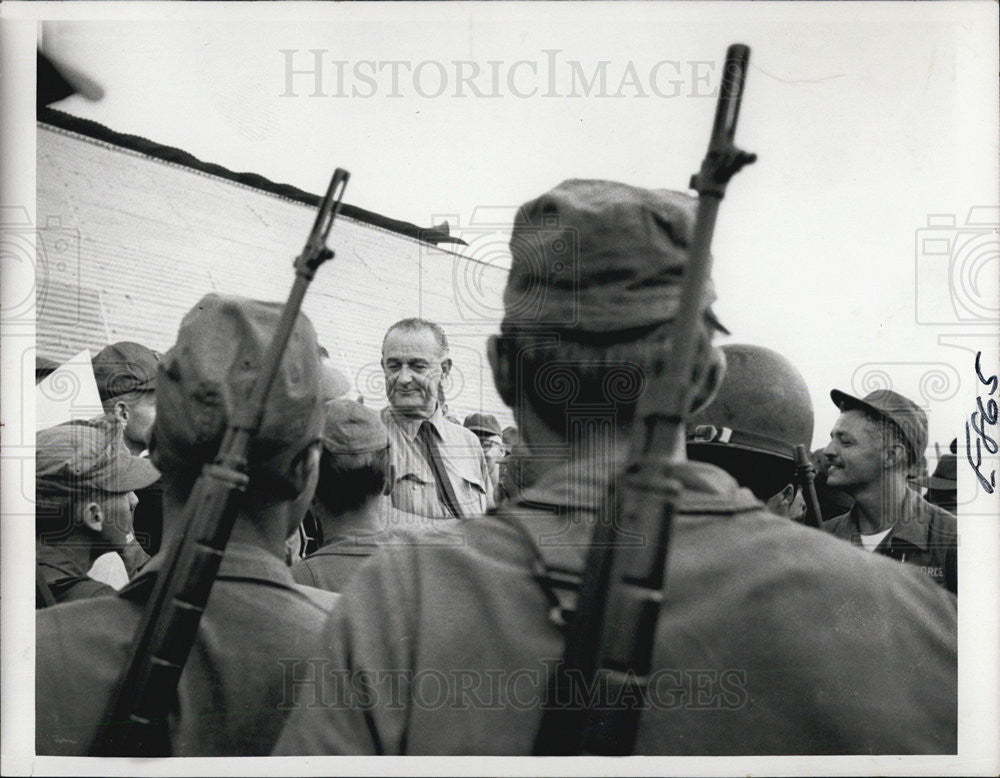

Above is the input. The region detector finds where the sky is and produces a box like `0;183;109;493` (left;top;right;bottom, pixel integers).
31;3;1000;459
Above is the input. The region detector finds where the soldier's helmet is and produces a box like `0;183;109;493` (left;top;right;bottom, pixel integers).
687;343;814;500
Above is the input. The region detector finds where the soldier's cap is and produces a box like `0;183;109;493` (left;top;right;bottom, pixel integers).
92;341;160;401
688;344;814;461
37;416;160;496
504;179;727;335
149;294;324;485
830;388;928;462
463;412;503;438
322;398;389;455
916;452;957;491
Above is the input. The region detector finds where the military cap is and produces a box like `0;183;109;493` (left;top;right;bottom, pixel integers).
830;388;928;463
37;416;160;495
504;179;726;334
463;413;503;438
688;344;814;460
322;398;389;455
92;341;160;401
916;452;957;491
149;294;324;487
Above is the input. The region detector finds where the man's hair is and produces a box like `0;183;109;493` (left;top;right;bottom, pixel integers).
314;446;390;514
382;318;449;358
496;317;715;433
853;408;915;469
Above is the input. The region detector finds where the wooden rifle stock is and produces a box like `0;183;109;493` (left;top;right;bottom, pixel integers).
794;444;824;528
533;45;756;756
90;169;350;757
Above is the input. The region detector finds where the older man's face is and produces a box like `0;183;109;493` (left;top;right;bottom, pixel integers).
382;327;448;419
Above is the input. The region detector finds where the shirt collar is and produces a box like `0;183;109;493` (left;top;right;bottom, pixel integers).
382;405;448;443
842;490;931;551
889;490;932;551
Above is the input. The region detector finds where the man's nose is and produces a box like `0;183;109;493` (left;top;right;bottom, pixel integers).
822;440;837;459
397;365;413;383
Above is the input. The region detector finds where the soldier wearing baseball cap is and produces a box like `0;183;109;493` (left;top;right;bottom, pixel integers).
292;399;390;592
93;340;166;563
463;412;506;496
37;294;339;756
276;180;956;756
687;343;814;520
93;341;160;456
35;416;160;607
822;388;957;593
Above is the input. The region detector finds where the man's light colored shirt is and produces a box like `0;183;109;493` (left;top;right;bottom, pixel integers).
381;406;492;519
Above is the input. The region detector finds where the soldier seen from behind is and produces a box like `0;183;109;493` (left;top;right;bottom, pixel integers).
36;294;338;756
275;180;957;756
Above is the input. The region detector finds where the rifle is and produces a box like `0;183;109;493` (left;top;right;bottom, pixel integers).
533;44;756;756
90;169;350;757
794;443;824;528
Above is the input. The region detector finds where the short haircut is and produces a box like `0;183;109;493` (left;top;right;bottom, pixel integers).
383;318;449;358
314;445;390;514
496;317;715;433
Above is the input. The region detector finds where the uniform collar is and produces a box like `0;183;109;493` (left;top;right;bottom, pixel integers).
382;405;449;443
515;454;759;514
120;541;299;601
841;490;931;551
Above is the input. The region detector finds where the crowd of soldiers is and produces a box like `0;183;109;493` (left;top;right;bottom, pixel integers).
34;180;958;756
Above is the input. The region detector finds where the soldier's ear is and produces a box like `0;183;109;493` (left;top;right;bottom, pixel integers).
883;443;908;471
689;346;727;415
113;400;129;424
487;335;516;408
80;501;104;533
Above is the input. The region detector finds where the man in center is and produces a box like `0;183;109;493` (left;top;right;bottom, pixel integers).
380;318;492;519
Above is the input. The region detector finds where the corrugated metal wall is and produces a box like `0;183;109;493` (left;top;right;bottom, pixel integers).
36;123;512;426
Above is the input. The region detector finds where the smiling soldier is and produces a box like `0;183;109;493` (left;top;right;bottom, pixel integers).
822;388;957;594
380;318;492;519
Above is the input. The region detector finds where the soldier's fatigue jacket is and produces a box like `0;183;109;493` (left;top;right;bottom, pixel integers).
382;407;492;519
823;489;958;594
274;459;957;755
36;542;116;607
292;502;465;594
36;541;338;755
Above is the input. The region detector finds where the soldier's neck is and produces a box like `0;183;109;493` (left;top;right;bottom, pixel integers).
519;404;689;469
850;474;908;534
313;498;384;546
160;485;291;560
